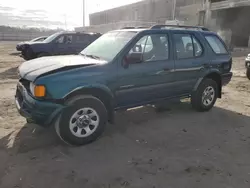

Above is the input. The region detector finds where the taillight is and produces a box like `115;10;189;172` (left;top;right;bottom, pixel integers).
222;58;232;72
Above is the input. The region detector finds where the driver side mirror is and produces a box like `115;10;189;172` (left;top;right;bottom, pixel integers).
54;39;60;44
122;53;143;69
122;58;129;69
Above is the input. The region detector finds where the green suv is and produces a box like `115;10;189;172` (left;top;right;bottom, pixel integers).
15;25;232;146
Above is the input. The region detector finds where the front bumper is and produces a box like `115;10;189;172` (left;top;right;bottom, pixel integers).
221;72;233;86
16;44;24;51
15;82;64;126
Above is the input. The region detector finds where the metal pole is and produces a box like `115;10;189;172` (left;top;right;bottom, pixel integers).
204;0;211;27
172;0;176;20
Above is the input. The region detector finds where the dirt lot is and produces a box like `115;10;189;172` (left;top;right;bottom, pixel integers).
0;41;250;188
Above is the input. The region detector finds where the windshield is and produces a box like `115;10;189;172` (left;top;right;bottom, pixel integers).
43;32;61;43
80;31;137;61
30;36;46;42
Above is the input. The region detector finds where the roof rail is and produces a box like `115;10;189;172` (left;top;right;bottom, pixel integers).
76;31;101;35
150;24;209;31
120;26;148;29
137;26;149;28
121;27;135;29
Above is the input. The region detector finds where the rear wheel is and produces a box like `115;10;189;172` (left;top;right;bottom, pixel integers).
246;68;250;80
191;79;218;112
55;95;108;146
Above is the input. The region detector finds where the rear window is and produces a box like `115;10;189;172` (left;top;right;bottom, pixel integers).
205;35;228;54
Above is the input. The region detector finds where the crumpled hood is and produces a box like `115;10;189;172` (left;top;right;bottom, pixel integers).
17;41;44;46
18;55;106;81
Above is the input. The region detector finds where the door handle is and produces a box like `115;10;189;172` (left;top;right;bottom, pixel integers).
156;68;172;75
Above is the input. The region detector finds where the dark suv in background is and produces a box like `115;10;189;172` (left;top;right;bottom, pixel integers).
15;25;232;146
16;36;47;51
20;31;101;60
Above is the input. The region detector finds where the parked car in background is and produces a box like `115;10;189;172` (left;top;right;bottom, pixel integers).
245;53;250;79
15;25;232;146
20;31;101;60
16;36;47;51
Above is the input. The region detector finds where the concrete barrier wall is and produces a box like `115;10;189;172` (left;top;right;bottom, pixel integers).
0;32;55;41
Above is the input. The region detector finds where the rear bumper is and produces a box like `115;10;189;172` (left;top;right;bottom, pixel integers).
15;82;64;127
221;72;232;86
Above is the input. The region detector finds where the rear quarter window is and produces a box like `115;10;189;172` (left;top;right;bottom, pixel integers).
75;34;88;43
205;35;228;54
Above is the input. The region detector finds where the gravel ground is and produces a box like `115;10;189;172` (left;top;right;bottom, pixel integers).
0;41;250;188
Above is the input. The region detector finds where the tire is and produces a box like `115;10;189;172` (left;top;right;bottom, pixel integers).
191;79;218;112
246;68;250;80
55;95;108;146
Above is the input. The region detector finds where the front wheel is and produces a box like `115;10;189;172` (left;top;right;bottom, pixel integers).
191;79;218;112
55;95;108;146
246;68;250;80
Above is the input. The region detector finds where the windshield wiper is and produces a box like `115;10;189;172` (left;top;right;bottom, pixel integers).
81;53;100;60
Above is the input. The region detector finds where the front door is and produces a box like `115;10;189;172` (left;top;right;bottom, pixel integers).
115;33;175;108
54;34;74;55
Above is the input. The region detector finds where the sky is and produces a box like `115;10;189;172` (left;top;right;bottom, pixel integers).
0;0;142;30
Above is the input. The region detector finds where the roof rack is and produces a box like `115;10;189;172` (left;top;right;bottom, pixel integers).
120;26;148;29
76;31;102;35
137;26;149;29
150;24;209;31
121;27;135;29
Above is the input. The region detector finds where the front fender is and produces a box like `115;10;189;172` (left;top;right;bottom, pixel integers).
63;84;114;100
31;44;51;54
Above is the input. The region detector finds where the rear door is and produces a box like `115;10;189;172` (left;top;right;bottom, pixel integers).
204;34;232;75
171;31;208;95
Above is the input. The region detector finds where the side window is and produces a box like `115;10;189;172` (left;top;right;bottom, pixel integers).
205;35;228;54
144;36;153;53
174;34;203;59
143;35;169;61
55;35;72;44
74;34;91;44
56;35;65;44
193;37;203;57
65;35;73;44
75;35;84;43
128;36;147;54
126;34;169;64
126;36;147;64
174;34;193;59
